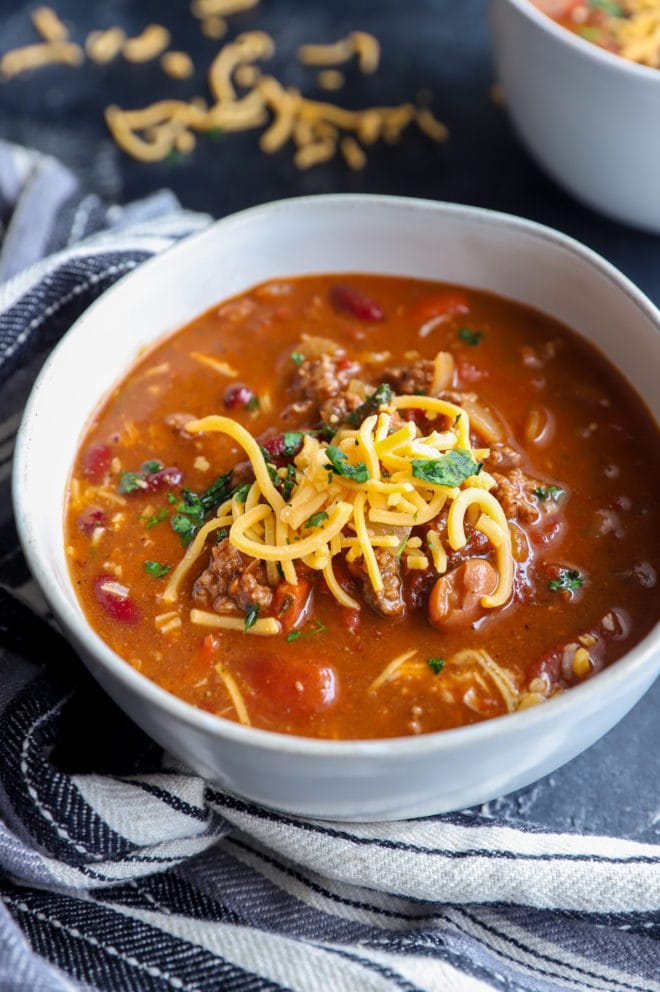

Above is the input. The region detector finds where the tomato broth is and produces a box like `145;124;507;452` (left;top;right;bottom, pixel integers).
65;274;660;739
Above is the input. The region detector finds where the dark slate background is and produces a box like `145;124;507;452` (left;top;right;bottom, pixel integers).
0;0;658;838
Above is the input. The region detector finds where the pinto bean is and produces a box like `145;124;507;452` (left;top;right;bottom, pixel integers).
428;559;498;630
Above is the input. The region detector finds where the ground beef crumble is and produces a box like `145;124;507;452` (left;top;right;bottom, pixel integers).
348;548;406;618
193;538;273;615
493;468;542;523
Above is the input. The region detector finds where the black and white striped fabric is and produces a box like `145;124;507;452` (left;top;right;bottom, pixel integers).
0;140;658;992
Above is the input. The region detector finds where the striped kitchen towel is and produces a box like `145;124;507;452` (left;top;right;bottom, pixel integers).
0;140;658;992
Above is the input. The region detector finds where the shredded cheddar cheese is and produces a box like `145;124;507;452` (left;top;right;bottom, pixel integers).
165;382;515;621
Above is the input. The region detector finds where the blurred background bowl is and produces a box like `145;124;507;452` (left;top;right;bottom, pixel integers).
488;0;660;233
12;194;660;820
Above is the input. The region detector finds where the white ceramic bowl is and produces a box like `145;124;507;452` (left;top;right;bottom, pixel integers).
489;0;660;233
13;195;660;820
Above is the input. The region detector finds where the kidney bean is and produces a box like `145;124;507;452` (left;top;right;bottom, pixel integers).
224;383;257;410
329;284;385;322
260;433;303;462
77;506;107;535
141;466;183;492
82;443;112;483
94;574;139;624
429;559;498;630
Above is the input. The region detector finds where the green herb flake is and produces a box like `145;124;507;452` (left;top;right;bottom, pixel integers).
205;127;225;142
412;449;479;487
286;619;326;643
325;445;370;484
458;327;484;347
427;657;445;675
118;471;143;495
233;483;251;503
281;463;297;502
548;569;584;592
167;492;178;505
533;485;564;502
171;514;196;546
305;511;329;529
395;534;410;559
142;460;163;475
144;560;171;578
142;507;169;529
290;351;304;366
282;431;304;456
244;603;260;632
214;527;229;544
346;383;392;428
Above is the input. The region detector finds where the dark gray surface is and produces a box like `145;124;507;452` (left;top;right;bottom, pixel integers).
1;0;658;839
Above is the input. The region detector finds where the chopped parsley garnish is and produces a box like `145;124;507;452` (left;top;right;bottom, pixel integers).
346;383;393;427
458;327;484;347
170;470;235;546
548;569;584;592
171;513;197;546
578;25;601;40
247;395;260;412
533;485;564;502
142;460;163;474
286;619;326;642
324;446;370;483
281;463;297;501
453;413;462;427
118;471;143;494
141;507;169;529
259;446;280;486
144;560;170;578
290;351;304;366
244;603;260;631
214;527;229;544
427;657;445;675
395;534;409;559
282;431;304;456
412;449;480;487
305;511;329;528
233;483;251;503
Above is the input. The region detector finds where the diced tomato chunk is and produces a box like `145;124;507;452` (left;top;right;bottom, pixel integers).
412;290;469;325
270;580;312;634
242;655;339;716
93;574;140;625
329;284;385;322
82;443;112;484
341;608;361;633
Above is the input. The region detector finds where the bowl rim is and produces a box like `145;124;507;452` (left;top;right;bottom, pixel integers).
495;0;660;83
13;192;660;761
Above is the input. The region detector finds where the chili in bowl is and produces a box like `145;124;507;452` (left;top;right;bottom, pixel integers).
13;195;660;820
488;0;660;232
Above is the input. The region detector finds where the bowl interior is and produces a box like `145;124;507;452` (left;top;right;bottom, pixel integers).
14;194;660;751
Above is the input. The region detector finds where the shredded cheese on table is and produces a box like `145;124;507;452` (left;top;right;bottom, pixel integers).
165;387;515;624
